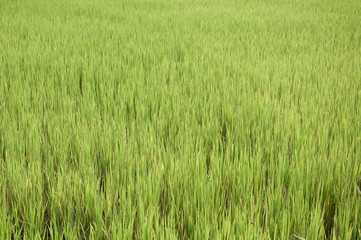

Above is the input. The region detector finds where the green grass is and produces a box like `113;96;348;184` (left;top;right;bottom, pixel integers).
1;0;361;238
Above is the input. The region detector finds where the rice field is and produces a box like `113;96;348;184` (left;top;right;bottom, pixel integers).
1;0;361;239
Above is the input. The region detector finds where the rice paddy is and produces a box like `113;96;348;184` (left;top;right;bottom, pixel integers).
0;0;361;238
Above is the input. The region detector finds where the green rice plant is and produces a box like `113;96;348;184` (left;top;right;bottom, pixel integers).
0;0;361;238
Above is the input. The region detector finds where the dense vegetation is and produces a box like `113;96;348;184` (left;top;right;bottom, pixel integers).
1;0;361;238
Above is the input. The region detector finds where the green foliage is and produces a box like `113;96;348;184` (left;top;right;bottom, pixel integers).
1;0;361;238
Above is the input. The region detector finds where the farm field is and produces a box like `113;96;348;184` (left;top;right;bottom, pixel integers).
1;0;361;238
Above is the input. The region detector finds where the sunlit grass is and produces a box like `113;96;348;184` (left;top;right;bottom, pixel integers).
0;0;361;238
